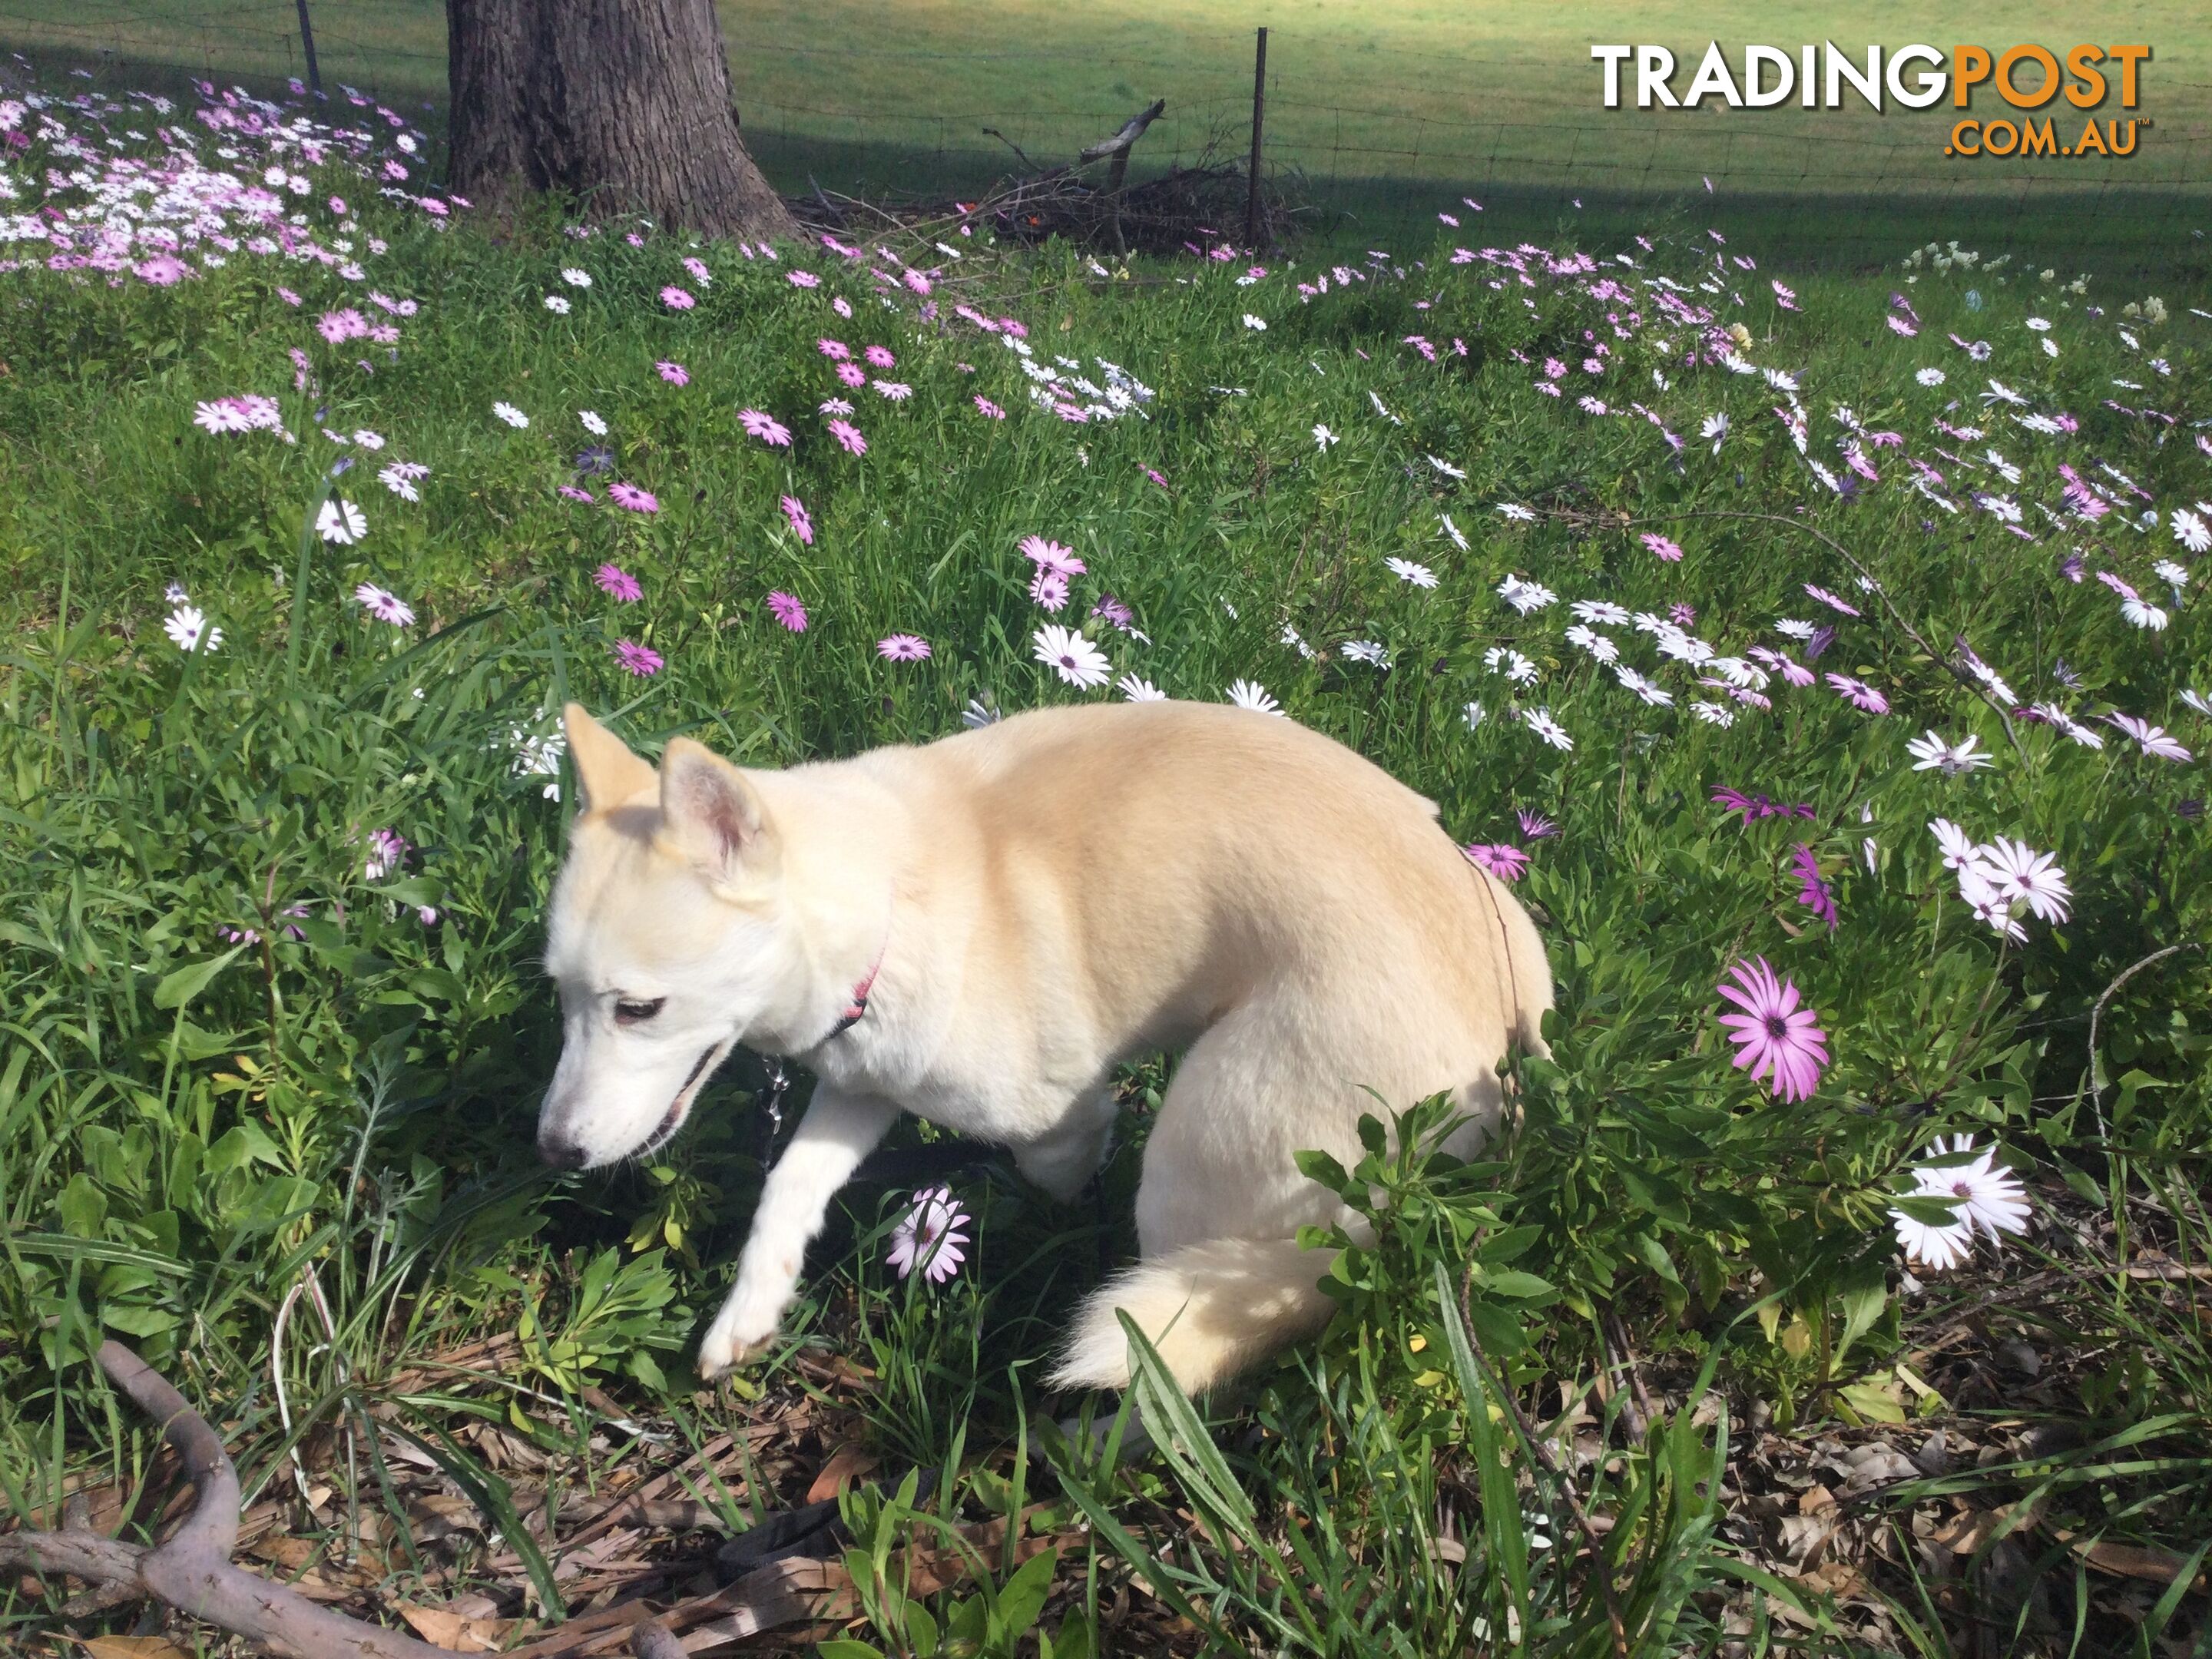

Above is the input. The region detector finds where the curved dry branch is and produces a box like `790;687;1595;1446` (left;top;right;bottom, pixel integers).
0;1341;677;1659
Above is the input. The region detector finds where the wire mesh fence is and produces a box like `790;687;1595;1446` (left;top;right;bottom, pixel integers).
4;1;2207;271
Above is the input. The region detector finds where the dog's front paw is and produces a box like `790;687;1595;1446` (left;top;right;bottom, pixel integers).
697;1303;780;1379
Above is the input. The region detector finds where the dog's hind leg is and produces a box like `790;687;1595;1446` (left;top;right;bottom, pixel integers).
1010;1086;1120;1203
699;1086;897;1377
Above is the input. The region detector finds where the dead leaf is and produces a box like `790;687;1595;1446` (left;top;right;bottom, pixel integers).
1797;1484;1836;1515
1932;1497;2043;1555
2058;1533;2210;1590
806;1444;882;1505
81;1640;199;1659
396;1604;518;1653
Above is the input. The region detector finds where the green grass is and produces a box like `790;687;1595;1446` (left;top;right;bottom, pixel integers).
4;0;2210;267
1;81;2210;1657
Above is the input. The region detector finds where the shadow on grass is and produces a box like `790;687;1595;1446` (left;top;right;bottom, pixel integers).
8;38;2208;279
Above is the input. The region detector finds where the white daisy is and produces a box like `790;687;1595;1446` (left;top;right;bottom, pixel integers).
1973;836;2071;923
1496;575;1558;614
316;498;367;545
1521;707;1573;750
579;409;608;435
1031;624;1111;689
1116;674;1167;702
492;401;529;428
1227;678;1283;715
1386;558;1438;588
1906;731;1995;775
164;605;220;653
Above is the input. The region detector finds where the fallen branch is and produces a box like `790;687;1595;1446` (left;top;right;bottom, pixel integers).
1077;99;1166;164
0;1341;697;1659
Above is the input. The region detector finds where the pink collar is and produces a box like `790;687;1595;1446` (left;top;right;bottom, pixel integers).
826;944;885;1038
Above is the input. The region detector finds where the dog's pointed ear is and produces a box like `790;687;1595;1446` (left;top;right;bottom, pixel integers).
658;737;778;891
565;703;656;813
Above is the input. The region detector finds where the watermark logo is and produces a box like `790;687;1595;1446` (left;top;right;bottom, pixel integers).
1591;44;2150;158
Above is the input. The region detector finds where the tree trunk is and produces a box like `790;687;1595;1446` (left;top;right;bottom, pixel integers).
446;0;799;241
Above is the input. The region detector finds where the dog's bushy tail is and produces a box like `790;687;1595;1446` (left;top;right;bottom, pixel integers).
1047;1237;1335;1394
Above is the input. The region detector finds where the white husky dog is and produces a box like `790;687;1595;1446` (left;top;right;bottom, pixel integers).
537;700;1551;1393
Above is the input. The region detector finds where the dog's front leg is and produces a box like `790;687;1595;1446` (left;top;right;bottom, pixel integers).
698;1086;899;1377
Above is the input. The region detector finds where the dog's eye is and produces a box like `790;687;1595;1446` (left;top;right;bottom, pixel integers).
614;998;666;1025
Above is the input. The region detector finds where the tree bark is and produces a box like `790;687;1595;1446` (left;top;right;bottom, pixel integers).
445;0;799;241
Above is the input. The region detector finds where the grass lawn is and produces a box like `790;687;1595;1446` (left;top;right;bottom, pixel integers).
2;64;2210;1659
2;0;2209;267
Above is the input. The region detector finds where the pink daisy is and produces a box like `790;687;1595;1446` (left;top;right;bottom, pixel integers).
886;1185;969;1283
877;634;931;662
558;485;596;503
827;418;867;455
865;345;896;369
767;591;809;632
780;495;814;545
1019;535;1086;578
660;285;695;310
974;396;1005;419
836;362;866;388
1030;568;1071;611
817;338;850;359
1716;957;1829;1103
613;639;664;676
1641;533;1684;562
1825;674;1889;714
739;409;791;446
656;361;689;385
1804;584;1862;617
788;270;820;289
608;482;660;513
594;563;642;601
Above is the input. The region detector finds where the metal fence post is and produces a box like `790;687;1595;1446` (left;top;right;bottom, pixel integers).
294;0;322;97
1245;26;1267;247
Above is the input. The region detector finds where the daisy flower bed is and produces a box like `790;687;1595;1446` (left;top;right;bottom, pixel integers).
0;67;2207;1657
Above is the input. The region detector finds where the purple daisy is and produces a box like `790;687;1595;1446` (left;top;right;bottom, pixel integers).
767;591;809;632
1516;810;1558;840
1716;957;1829;1103
1790;843;1837;929
613;639;664;677
877;634;932;662
1461;843;1530;881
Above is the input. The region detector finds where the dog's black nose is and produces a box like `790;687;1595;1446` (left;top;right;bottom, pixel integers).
538;1133;588;1171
